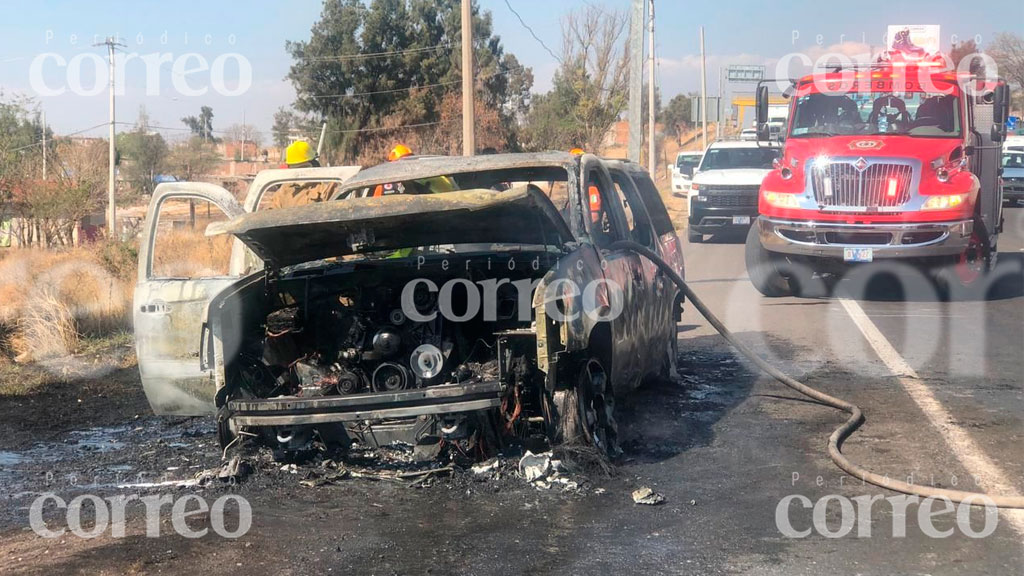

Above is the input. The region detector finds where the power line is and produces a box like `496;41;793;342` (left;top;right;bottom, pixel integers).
3;122;110;154
328;120;449;135
501;0;562;64
307;78;462;99
299;42;457;62
305;69;507;100
117;119;451;137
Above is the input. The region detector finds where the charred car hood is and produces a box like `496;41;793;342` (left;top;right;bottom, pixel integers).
207;187;573;267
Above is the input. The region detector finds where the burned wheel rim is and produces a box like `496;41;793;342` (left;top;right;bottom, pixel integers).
575;358;619;457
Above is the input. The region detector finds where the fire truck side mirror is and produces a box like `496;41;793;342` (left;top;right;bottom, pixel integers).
991;84;1009;143
756;85;770;141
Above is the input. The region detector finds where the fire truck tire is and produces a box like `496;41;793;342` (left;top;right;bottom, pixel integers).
745;224;791;297
932;232;992;301
933;261;989;301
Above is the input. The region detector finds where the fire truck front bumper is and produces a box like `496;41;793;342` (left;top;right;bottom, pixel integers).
758;217;974;259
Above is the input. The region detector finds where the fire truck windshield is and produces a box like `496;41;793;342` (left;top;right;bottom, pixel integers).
790;90;961;139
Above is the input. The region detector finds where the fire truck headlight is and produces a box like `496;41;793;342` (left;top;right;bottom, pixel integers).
922;194;968;210
763;191;801;209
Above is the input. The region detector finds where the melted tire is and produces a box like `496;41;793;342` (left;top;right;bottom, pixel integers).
555;357;620;458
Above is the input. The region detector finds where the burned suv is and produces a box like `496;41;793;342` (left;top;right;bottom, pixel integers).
133;153;684;457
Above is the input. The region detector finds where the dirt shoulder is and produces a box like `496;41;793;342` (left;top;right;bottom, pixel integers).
0;333;150;451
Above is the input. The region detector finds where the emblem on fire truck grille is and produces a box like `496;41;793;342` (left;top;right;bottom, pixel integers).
811;158;914;209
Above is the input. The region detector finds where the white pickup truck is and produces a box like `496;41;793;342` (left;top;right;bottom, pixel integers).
670;150;703;197
686;140;779;243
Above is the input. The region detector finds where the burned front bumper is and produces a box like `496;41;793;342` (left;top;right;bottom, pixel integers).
226;381;503;427
757;216;974;259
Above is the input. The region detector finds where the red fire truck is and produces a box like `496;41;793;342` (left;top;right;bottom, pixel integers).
745;50;1011;297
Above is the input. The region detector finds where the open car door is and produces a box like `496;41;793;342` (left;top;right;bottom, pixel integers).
231;166;362;275
134;183;245;415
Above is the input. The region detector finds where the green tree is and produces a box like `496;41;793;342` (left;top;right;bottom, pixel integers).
286;0;532;161
1;95;51;227
182;106;216;141
119;107;168;197
1;94;106;246
272;107;297;148
662;93;695;144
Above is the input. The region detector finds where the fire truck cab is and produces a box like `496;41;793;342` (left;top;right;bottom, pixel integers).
745;53;1011;297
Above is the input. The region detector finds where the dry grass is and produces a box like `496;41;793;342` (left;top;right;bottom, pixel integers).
12;291;79;361
0;246;133;362
152;226;233;278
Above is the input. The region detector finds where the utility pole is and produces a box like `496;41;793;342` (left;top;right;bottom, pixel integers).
41;110;47;180
717;67;724;140
627;0;643;163
460;0;475;156
700;27;708;150
647;0;656;172
96;36;124;237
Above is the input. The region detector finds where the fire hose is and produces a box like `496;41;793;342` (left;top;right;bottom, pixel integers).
610;240;1024;509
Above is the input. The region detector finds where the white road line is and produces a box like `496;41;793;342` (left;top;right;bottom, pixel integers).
839;297;1024;536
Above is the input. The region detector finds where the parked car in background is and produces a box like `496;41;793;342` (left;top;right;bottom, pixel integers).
687;141;780;243
740;129;758;141
1004;135;1024;153
671;150;704;197
1002;150;1024;206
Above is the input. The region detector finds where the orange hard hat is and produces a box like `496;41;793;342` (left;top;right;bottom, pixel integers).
569;147;585;156
388;144;413;162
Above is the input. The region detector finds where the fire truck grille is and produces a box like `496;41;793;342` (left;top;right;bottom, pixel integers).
811;161;913;209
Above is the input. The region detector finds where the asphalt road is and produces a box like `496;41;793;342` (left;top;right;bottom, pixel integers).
672;205;1024;575
2;208;1022;575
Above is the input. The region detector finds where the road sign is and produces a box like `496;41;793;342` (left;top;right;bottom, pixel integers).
691;97;721;123
726;65;765;83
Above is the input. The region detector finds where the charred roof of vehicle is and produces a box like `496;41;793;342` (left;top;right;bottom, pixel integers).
207;186;575;266
336;151;580;195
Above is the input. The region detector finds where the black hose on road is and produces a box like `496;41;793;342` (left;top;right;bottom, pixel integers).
610;240;1024;509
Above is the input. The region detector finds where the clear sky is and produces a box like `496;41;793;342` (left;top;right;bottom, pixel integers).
0;0;1020;140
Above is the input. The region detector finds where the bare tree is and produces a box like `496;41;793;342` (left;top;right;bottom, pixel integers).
988;32;1024;112
224;123;264;148
560;6;631;152
166;137;221;182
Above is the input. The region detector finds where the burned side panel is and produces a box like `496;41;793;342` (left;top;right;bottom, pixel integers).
134;278;239;415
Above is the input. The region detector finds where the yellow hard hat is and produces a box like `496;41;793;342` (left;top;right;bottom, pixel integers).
285;140;315;166
388;144;413;162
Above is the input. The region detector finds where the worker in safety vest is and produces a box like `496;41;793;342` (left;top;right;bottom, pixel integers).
267;141;338;209
371;144;455;197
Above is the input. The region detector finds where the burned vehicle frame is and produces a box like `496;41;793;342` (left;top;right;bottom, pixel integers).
133;153;685;458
